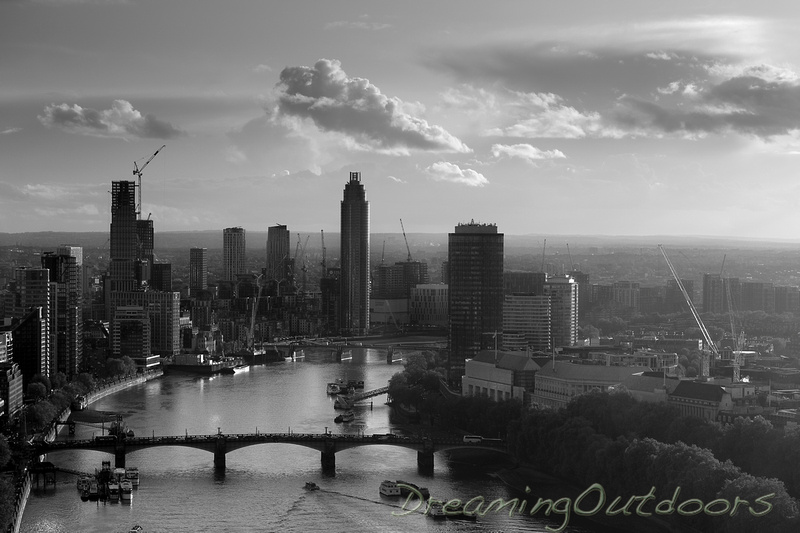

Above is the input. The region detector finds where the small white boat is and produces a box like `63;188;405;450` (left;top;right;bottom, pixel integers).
125;467;140;487
120;480;133;503
326;383;341;394
427;501;446;519
379;480;401;497
108;481;120;503
114;467;126;482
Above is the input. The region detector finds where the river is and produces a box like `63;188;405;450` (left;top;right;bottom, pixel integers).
20;348;597;533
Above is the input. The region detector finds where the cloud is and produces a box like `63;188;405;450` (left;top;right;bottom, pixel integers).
614;73;800;137
387;175;407;184
274;59;470;154
34;204;100;217
425;161;488;187
324;21;391;31
484;90;623;139
0;127;21;135
38;99;184;139
491;143;565;162
646;51;677;61
252;64;273;73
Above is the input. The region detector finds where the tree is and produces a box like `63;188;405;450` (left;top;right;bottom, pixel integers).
31;373;51;392
105;358;125;377
76;373;95;393
26;382;47;401
121;356;138;375
0;478;15;532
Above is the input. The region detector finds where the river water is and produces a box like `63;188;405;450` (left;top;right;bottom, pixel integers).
20;348;597;533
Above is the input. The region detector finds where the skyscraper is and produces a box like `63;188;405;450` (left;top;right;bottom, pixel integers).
189;247;208;296
266;225;291;289
109;181;139;293
10;268;52;379
42;250;83;378
448;222;503;378
223;227;246;281
545;275;579;349
339;171;370;335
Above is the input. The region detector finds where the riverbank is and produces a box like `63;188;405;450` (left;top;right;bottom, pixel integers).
8;370;163;533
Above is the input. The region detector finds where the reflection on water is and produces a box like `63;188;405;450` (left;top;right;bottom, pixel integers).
21;348;593;533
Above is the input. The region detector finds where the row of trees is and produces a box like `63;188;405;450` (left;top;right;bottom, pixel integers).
508;404;800;532
565;392;800;499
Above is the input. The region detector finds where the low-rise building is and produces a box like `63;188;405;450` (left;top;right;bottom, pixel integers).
667;381;734;421
462;349;541;405
533;362;645;409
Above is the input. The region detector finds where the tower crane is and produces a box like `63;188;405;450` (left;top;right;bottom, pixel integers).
400;219;412;262
132;144;166;220
723;266;744;383
249;274;264;352
380;240;386;265
659;245;717;378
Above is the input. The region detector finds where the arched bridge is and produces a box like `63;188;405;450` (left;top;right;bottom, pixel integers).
36;432;507;474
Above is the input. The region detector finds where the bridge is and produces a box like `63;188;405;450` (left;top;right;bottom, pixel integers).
334;386;389;409
36;432;507;475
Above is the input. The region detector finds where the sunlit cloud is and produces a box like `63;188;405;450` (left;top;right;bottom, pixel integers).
273;59;470;154
425;161;488;187
491;143;565;163
38;99;184;139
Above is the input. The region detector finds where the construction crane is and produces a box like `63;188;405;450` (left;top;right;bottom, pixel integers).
723;265;744;382
659;245;718;378
380;240;386;265
132;144;166;220
400;219;412;262
249;274;264;352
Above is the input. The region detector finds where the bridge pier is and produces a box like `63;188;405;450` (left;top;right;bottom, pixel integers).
417;450;434;472
321;440;336;476
417;438;434;473
386;346;393;364
214;437;227;470
336;346;343;362
114;441;126;469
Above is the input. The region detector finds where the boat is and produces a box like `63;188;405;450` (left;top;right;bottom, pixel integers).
326;383;341;394
108;481;120;503
396;480;430;500
129;525;144;533
446;502;477;520
114;467;126;482
379;480;401;497
88;482;99;501
334;396;353;410
120;480;133;502
427;501;446;519
71;395;88;411
125;467;140;487
80;490;89;502
77;474;91;491
304;482;320;491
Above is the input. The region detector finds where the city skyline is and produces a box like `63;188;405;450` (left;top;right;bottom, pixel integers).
3;2;800;239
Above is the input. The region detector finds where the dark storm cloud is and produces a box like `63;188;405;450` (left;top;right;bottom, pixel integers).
38;100;184;139
274;59;470;154
615;76;800;137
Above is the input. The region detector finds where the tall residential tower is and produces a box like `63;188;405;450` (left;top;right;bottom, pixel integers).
223;227;246;281
339;172;370;335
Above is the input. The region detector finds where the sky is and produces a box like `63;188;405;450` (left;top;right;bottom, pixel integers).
2;1;800;239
